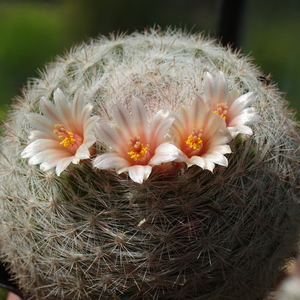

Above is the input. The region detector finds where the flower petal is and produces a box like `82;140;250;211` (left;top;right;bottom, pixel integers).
228;125;253;138
72;87;86;122
150;109;174;145
25;113;55;137
227;113;261;129
93;153;130;170
208;144;232;155
21;139;60;158
131;97;149;138
74;104;94;134
229;91;258;113
22;88;96;175
27;148;68;165
95;122;125;151
28;130;53;140
202;112;226;139
83;115;100;135
113;102;135;138
40;155;73;172
75;144;92;160
53;88;72;125
40;97;61;124
128;165;152;183
189;156;215;172
215;71;229;104
204;72;215;102
56;156;78;176
206;129;232;148
202;151;229;167
148;143;186;165
228;112;262;128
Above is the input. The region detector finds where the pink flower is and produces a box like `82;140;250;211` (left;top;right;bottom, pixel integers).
203;71;261;137
21;88;99;175
93;97;178;183
166;95;232;172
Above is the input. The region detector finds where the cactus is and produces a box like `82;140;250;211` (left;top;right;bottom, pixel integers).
274;257;300;300
0;29;300;300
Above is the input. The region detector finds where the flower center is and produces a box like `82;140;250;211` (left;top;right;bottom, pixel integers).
54;124;83;148
213;102;228;119
185;129;203;150
127;136;149;161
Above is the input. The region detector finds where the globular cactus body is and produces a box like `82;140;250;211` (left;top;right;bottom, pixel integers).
0;29;300;300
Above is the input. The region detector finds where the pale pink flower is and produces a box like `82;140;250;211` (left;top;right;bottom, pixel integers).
203;71;261;137
21;88;99;175
93;97;179;184
165;95;232;172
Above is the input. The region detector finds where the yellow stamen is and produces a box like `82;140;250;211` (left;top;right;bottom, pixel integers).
54;124;82;148
213;102;228;119
185;129;203;150
127;136;149;161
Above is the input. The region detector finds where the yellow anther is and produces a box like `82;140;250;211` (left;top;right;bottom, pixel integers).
127;136;149;161
54;124;82;148
213;102;228;120
185;129;203;150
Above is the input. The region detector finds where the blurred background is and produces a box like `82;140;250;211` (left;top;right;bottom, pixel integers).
0;0;300;120
0;0;300;298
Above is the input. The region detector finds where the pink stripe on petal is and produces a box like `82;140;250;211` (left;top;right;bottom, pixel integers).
131;97;148;135
204;72;215;102
113;103;135;138
178;106;191;132
72;87;85;122
170;120;186;143
40;97;61;124
74;104;93;133
26;113;55;136
190;97;203;127
53;89;73;124
203;113;225;138
150;110;174;145
216;72;229;103
96;122;123;150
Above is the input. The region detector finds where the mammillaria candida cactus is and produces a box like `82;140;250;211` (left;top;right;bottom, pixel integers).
0;29;300;300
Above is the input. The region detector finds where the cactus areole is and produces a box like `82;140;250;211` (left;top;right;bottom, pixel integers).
0;29;300;300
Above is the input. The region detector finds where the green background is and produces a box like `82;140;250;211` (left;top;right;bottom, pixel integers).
0;0;300;298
